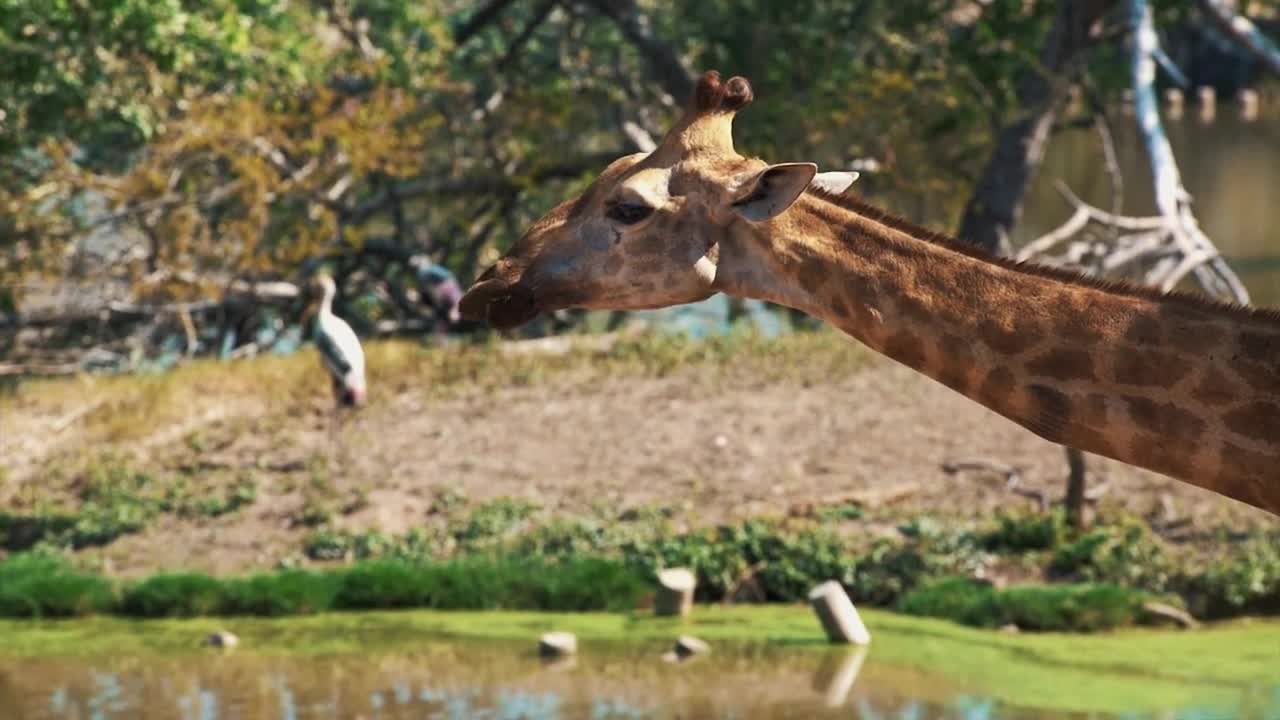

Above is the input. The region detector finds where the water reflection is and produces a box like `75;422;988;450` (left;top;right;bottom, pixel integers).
1;642;1274;720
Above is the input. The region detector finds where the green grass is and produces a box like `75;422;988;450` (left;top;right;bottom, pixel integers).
0;554;115;618
899;576;1157;631
8;553;647;619
0;605;1275;714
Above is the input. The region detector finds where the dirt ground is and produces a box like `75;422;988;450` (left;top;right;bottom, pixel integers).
3;340;1275;575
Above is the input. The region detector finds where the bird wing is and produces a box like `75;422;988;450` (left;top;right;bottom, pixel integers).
314;315;363;380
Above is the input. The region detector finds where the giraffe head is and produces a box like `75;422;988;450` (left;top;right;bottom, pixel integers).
459;70;858;329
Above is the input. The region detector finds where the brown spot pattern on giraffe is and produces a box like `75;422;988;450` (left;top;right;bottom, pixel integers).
1025;348;1096;382
796;253;828;294
1124;315;1163;345
935;333;977;393
1113;350;1193;388
1222;401;1280;445
1058;305;1105;344
1233;360;1280;397
979;367;1017;406
1024;384;1072;444
1123;396;1206;438
883;332;929;369
1217;441;1280;512
1237;329;1280;357
1082;393;1110;426
828;293;852;319
1129;434;1174;474
1190;366;1244;407
1070;426;1116;459
979;315;1043;356
632;234;667;257
1169;323;1225;354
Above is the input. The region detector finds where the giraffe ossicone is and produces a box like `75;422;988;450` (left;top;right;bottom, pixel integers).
459;69;1280;515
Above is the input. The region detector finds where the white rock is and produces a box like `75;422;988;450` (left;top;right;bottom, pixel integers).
207;630;239;649
808;581;871;645
538;631;577;658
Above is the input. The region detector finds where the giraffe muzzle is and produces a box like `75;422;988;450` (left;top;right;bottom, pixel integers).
458;276;541;330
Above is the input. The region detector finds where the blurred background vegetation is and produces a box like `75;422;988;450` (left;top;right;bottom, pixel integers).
2;0;1277;369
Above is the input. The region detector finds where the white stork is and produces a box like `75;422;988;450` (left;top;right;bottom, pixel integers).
309;274;366;449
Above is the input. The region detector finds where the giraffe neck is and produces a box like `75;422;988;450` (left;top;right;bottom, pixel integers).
714;190;1280;514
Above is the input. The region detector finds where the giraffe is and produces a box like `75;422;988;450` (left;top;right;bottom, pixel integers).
458;70;1280;515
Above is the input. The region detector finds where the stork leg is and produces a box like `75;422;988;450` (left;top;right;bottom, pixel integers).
327;379;342;470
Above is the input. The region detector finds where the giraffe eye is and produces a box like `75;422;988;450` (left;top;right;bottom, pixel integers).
606;202;654;225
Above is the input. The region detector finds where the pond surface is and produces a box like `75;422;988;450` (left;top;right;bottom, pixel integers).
2;641;1274;720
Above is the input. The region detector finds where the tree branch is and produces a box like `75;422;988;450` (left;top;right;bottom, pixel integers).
1197;0;1280;78
1129;0;1249;303
455;0;521;45
580;0;694;101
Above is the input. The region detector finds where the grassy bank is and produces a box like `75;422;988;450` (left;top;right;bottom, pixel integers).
3;505;1279;633
1;605;1277;715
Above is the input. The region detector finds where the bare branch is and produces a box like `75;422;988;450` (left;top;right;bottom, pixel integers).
1198;0;1280;78
1129;0;1249;304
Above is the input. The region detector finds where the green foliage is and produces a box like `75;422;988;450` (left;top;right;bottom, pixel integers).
981;511;1066;553
1049;521;1173;590
2;0;1106;332
162;475;258;519
0;0;313;157
450;498;539;549
221;570;340;616
1172;536;1280;620
102;556;645;618
120;573;226;617
0;459;264;553
899;577;1154;632
332;557;643;613
0;460;158;551
303;528;398;561
0;553;115;618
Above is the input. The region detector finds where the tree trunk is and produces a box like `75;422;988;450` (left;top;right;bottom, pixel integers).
957;1;1118;255
1064;447;1088;528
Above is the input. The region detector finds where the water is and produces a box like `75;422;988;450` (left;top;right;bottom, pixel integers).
1;642;1274;720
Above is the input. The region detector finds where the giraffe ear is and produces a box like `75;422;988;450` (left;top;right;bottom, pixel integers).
730;162;817;222
811;171;860;195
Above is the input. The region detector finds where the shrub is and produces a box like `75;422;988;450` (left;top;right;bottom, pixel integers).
1049;522;1172;591
996;584;1148;632
0;553;115;618
223;570;341;616
1172;537;1280;619
901;571;1152;627
899;576;1152;632
897;577;999;627
980;512;1065;553
451;498;540;549
120;573;226;617
331;557;646;612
